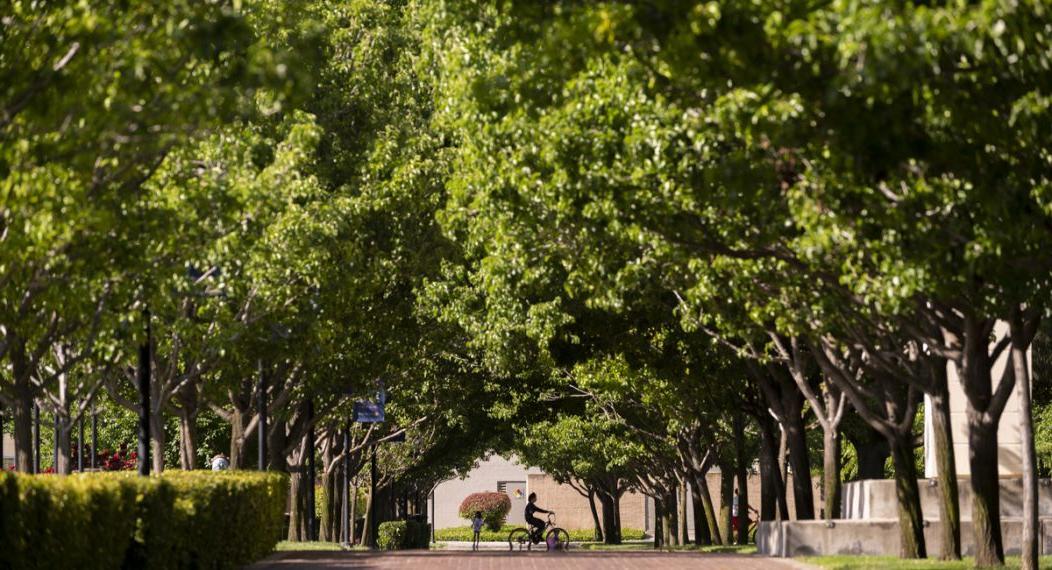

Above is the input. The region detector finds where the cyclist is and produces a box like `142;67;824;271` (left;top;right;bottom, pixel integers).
524;492;553;543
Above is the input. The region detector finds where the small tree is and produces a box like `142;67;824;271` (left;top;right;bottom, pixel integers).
459;492;511;531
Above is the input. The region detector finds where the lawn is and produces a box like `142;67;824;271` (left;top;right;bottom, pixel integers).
802;556;1052;570
274;541;367;552
578;542;756;554
434;525;646;542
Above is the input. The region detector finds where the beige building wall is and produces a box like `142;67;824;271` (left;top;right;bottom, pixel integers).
429;454;825;533
924;320;1027;478
526;473;648;531
429;454;543;529
2;433;12;469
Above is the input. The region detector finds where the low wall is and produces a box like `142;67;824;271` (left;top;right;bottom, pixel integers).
842;478;1052;520
758;518;1052;557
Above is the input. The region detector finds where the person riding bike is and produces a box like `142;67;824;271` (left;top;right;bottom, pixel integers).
524;492;553;543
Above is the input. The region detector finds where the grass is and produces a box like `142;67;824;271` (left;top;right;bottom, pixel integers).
801;556;1052;570
274;541;368;552
577;542;756;554
434;525;646;543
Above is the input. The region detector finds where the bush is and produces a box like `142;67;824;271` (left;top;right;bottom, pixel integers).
406;519;431;548
377;520;431;550
0;471;287;570
457;492;511;531
164;471;287;569
0;472;139;570
377;521;408;550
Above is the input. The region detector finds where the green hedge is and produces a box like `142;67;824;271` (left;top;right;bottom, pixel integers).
377;520;431;550
0;471;287;570
434;525;646;543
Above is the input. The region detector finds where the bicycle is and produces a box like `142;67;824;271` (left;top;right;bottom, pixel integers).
507;513;570;551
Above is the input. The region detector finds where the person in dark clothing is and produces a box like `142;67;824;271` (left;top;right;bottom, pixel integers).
524;492;552;543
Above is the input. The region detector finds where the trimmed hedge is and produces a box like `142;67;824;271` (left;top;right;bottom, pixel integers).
377;520;431;550
0;471;287;570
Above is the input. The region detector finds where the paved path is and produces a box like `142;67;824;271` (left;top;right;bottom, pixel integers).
251;550;810;570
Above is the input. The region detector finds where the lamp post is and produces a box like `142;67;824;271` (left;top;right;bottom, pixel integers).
306;399;316;540
32;403;40;474
258;359;267;471
90;401;97;470
341;424;351;546
77;414;84;472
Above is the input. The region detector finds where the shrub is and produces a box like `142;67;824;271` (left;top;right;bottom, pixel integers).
164;471;287;569
377;521;408;550
457;492;511;531
0;471;286;570
0;472;139;570
377;520;431;550
406;520;431;548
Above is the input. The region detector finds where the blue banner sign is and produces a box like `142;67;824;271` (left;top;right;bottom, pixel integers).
353;401;385;423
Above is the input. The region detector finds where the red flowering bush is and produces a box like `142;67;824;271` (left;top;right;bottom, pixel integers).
458;491;511;531
99;447;137;471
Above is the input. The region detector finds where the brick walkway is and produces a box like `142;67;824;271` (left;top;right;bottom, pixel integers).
250;550;809;569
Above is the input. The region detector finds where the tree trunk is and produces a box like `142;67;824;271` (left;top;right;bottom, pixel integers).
12;393;32;472
969;411;1004;566
55;417;72;475
228;405;250;470
778;426;789;491
599;491;621;544
668;490;679;546
661;494;673;547
930;385;961;560
361;485;375;548
889;434;926;559
719;465;734;543
681;479;690;546
735;414;751;543
696;474;722;545
854;436;890;480
268;419;288;472
758;414;790;521
149;409;165;474
587;489;604;542
784;416;815;520
1010;325;1038;570
691;480;712;545
349;480;359;545
321;440;338;542
177;407;198;471
653;497;664;548
822;427;842;521
288;464;309;541
613;492;622;542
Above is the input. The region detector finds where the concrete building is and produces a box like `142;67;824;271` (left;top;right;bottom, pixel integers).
923;321;1027;477
2;432;12;470
428;454;651;532
429;455;543;529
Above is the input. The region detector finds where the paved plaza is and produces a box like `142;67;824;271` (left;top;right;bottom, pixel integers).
250;550;809;569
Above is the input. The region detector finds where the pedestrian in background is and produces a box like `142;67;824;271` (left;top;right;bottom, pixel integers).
471;511;484;551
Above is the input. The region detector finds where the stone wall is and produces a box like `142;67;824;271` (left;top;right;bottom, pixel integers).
759;518;1052;557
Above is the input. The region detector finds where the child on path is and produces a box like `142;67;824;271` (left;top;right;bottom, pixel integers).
471;511;484;551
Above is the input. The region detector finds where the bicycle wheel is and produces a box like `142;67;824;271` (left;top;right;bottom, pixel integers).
508;527;530;551
545;527;570;551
